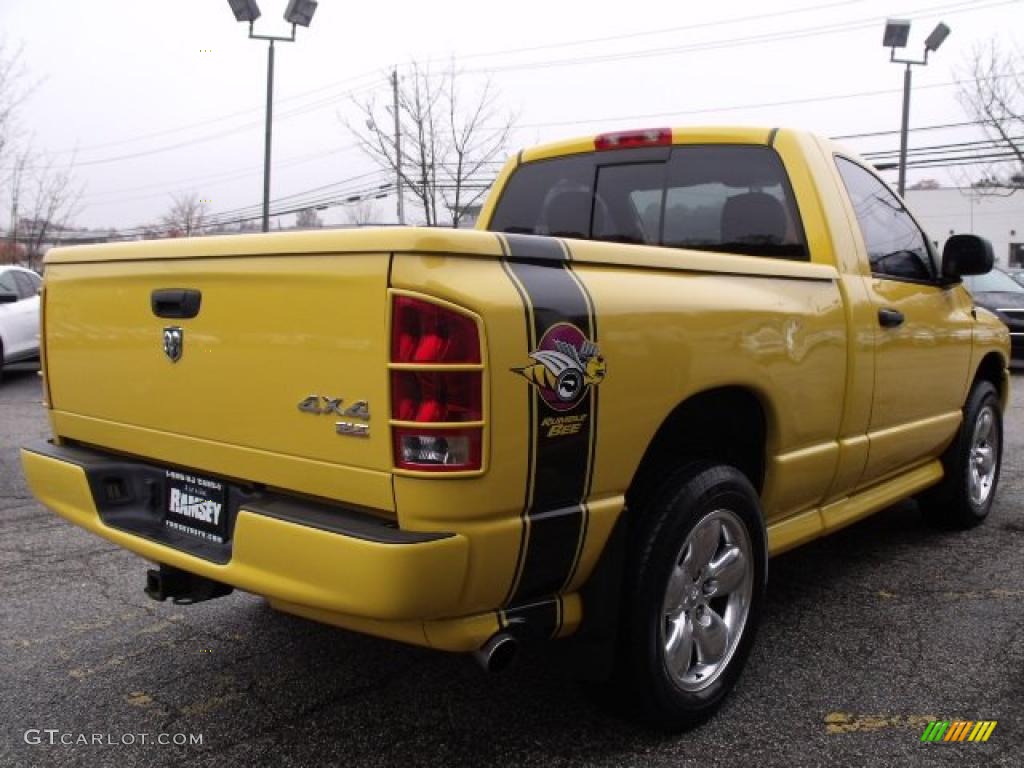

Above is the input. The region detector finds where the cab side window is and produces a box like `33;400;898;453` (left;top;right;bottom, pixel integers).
13;271;39;299
0;271;19;299
835;157;934;282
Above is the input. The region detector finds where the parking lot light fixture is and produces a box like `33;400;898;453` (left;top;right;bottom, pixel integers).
227;0;261;23
225;1;316;232
284;0;318;27
924;23;951;53
882;19;910;49
883;20;951;197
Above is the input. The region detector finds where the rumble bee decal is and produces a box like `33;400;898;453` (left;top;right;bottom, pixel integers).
513;323;606;411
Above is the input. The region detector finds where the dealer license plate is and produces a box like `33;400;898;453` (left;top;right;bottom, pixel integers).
164;469;227;543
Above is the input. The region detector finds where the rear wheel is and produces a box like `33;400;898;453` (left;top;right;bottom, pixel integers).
614;462;766;731
0;340;5;383
921;380;1002;529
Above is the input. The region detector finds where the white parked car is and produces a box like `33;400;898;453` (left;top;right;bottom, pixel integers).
0;265;42;379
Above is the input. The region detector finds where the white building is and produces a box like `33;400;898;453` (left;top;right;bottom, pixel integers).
904;188;1024;268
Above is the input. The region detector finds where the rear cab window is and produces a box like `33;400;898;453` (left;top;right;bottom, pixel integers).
489;144;809;261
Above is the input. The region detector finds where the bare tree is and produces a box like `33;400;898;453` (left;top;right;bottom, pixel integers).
2;42;81;267
21;151;84;270
344;197;376;226
0;42;31;172
442;76;513;228
2;43;31;259
956;40;1023;193
347;62;515;227
161;192;208;237
295;207;323;229
4;145;30;263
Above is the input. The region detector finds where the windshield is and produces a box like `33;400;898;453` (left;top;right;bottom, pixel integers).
963;269;1024;294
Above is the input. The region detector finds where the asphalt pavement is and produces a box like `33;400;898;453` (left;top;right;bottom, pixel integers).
1;363;1021;767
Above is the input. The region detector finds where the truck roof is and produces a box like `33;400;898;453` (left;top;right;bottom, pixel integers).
520;126;786;163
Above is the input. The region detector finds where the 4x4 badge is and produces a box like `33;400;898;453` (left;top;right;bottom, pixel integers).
163;327;184;363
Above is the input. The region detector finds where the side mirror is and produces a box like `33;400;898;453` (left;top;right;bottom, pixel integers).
942;234;994;279
0;292;18;304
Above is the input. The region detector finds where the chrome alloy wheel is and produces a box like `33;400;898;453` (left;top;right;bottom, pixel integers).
660;508;753;692
968;404;999;507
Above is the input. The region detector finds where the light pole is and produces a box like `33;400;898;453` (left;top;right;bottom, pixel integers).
882;18;950;197
227;1;318;232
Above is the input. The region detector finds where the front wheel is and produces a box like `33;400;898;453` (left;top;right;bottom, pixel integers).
614;462;766;731
922;380;1003;529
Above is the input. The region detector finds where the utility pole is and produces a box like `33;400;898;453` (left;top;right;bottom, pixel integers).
392;69;405;225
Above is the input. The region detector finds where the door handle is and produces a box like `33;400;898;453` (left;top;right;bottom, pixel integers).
151;289;202;319
878;308;905;328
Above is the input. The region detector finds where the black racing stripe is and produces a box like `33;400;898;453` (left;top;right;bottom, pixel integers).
502;234;598;606
502;232;571;264
498;243;535;605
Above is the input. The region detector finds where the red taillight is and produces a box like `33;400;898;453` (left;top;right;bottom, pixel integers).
391;371;482;423
390;294;483;472
392;295;480;364
594;127;672;151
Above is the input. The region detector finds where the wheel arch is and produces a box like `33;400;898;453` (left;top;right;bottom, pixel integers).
626;386;770;513
971;351;1008;410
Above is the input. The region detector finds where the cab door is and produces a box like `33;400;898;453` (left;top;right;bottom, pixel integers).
834;157;973;489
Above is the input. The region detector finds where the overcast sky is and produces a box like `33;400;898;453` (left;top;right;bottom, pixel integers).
1;0;1020;230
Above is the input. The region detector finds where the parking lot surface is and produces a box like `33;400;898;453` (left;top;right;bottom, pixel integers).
2;363;1022;767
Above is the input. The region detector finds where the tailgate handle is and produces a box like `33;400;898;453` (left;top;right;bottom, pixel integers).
152;289;202;319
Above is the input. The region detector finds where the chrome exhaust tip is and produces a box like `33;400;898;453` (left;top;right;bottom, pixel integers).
473;632;519;674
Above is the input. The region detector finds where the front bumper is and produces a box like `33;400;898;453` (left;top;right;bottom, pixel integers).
20;441;470;624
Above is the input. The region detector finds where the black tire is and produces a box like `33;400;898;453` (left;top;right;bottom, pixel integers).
921;380;1003;529
612;462;767;731
0;339;5;383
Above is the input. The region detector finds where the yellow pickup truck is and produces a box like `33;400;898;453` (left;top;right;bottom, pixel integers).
21;126;1008;729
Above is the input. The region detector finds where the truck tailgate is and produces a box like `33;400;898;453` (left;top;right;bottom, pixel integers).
43;252;392;496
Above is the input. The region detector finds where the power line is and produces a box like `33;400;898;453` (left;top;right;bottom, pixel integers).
64;1;866;161
877;151;1023;171
862;136;1024;159
29;0;1014;171
51;70;382;156
831;120;982;140
455;0;1013;76
443;0;866;63
515;74;1021;131
6;80;378;173
80;144;359;205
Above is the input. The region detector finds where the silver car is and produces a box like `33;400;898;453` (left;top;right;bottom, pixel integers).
0;266;42;380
